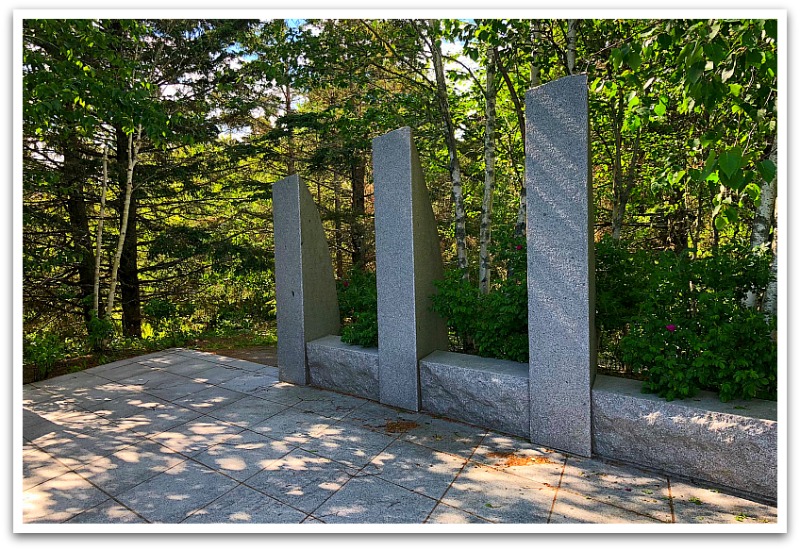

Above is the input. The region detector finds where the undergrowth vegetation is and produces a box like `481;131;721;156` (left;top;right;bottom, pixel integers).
337;236;777;402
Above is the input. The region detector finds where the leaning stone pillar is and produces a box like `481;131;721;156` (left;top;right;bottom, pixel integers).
273;174;340;385
373;127;449;411
526;75;596;457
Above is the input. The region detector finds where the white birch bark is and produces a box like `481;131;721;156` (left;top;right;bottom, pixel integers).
531;21;541;87
93;141;109;315
762;196;778;317
567;19;578;75
429;20;468;273
479;48;497;294
106;125;141;318
745;145;777;308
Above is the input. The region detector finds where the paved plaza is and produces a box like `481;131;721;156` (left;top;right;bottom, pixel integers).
21;348;778;527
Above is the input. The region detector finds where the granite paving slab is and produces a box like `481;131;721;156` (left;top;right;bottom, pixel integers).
244;448;355;514
399;415;488;458
425;502;491;524
668;480;778;524
114;459;239;523
205;394;290;429
217;368;280;394
300;422;396;469
192;428;296;482
183;484;307;524
363;438;467;499
250;409;333;446
73;439;187;495
20;348;779;527
558;455;673;522
148;415;244;457
312;475;437;523
441;462;556;523
23;472;111;523
65;500;147;524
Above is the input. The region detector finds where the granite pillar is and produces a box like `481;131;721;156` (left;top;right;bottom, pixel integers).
526;75;596;457
273;174;340;385
373;127;449;411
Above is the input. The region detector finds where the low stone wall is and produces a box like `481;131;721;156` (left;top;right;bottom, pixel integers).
592;374;777;502
306;335;380;401
420;351;530;438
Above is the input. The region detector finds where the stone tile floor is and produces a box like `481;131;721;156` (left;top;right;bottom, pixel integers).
21;348;779;527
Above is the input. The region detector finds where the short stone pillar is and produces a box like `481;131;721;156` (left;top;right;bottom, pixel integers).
526;75;596;457
273;174;341;385
373;127;449;411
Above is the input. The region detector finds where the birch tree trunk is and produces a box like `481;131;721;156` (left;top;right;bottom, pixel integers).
106;125;141;318
429;20;468;274
762;195;778;316
93;142;109;316
530;21;541;87
479;48;497;294
566;19;578;75
745;145;778;308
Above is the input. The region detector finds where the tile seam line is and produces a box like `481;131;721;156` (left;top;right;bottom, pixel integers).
546;451;567;523
304;420;404;521
63;494;151;525
422;431;487;524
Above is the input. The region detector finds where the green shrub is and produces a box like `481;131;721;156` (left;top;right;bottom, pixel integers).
24;332;65;381
618;244;776;401
337;268;379;348
88;313;115;351
430;232;528;363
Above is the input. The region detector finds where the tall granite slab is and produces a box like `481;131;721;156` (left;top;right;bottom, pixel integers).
273;174;340;385
373;127;449;411
526;75;596;456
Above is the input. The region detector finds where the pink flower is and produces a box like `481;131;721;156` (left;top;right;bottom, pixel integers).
665;324;676;332
515;244;523;250
342;280;349;288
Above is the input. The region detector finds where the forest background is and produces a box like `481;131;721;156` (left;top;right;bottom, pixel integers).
18;15;782;401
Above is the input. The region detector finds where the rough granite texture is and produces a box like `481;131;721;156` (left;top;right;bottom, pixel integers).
273;175;340;385
592;375;777;501
373;127;449;411
526;75;596;456
420;351;530;438
306;335;380;401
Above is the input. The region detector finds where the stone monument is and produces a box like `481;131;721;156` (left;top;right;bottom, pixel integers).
272;174;341;385
372;127;449;411
526;75;596;457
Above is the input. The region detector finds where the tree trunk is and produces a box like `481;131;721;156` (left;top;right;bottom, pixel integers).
479;48;497;294
531;21;541;87
350;154;366;269
429;20;468;274
566;19;578;75
62;136;95;329
114;125;142;336
119;190;142;337
334;172;343;279
494;47;528;239
762;194;778;317
107;126;140;318
750;145;777;250
93;143;109;316
746;145;778;309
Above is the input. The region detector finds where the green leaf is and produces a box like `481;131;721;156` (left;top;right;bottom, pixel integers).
704;41;726;64
728;84;742;97
627;51;642;71
757;158;776;183
743;182;761;203
653;102;666;117
687;63;704;84
718;147;744;179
